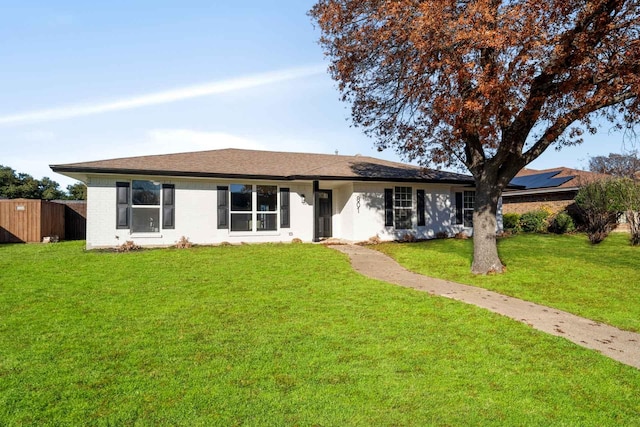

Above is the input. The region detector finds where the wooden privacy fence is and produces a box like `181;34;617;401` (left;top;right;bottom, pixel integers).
53;200;87;241
0;199;86;243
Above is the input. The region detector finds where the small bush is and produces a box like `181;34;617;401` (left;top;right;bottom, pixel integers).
291;238;303;244
174;236;193;249
548;212;576;234
116;240;142;252
366;235;382;245
575;179;620;244
502;213;521;232
519;210;550;233
454;231;469;239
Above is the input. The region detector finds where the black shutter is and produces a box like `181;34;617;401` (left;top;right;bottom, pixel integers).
116;182;130;229
384;188;393;227
162;184;175;229
217;186;229;229
455;192;463;225
417;189;425;226
280;188;290;228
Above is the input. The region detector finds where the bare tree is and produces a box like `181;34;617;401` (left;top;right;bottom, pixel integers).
589;151;640;178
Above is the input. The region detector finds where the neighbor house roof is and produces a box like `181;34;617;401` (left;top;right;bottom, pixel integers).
50;148;475;185
504;167;609;196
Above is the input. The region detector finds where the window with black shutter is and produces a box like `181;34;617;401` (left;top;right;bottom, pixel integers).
280;188;290;228
217;186;229;229
116;182;130;229
162;184;175;229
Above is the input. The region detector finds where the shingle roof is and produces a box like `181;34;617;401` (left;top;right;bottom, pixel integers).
50;148;474;184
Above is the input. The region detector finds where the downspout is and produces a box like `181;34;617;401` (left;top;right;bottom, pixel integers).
313;180;319;242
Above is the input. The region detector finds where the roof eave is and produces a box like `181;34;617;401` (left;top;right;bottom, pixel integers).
50;166;476;185
502;186;580;197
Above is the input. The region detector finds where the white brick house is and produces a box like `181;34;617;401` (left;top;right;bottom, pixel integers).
51;149;479;249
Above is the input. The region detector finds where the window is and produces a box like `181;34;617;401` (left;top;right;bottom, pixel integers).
463;191;475;227
131;180;161;232
230;184;252;231
228;184;279;232
116;180;174;233
257;185;277;231
394;186;412;229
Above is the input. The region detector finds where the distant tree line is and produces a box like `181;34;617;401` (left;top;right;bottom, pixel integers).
589;151;640;179
0;165;86;200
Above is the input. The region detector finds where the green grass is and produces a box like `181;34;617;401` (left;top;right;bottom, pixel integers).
0;241;639;425
376;233;640;332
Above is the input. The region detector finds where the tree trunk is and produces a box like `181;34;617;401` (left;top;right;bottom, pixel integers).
628;210;640;246
471;178;504;274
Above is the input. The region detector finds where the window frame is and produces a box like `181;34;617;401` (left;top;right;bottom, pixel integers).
118;180;174;233
228;184;281;233
131;180;162;233
394;186;413;230
463;190;475;228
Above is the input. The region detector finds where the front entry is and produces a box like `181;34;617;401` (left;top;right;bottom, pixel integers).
315;189;333;240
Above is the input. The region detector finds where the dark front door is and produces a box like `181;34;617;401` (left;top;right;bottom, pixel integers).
316;190;332;239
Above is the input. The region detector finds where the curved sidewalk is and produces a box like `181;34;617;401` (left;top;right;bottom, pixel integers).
331;244;640;369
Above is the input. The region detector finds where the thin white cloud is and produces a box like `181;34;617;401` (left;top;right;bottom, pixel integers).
0;64;326;126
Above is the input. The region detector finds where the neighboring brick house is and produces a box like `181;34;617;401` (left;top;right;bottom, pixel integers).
502;167;609;215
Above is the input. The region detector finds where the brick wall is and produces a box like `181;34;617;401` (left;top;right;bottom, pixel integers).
502;190;577;215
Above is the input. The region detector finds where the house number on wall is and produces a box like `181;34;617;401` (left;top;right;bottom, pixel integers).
356;196;361;213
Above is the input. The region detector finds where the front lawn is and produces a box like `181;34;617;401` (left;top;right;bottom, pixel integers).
376;233;640;332
0;241;639;425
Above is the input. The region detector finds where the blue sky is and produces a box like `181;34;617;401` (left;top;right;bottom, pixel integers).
0;0;632;189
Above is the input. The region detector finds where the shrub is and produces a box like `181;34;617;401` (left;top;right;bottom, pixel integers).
174;236;193;249
291;238;303;244
454;231;469;239
575;179;620;244
548;212;576;234
366;235;382;245
519;210;549;233
502;213;521;232
116;240;142;252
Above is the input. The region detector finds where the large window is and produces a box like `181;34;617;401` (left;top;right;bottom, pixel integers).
463;191;475;227
229;184;278;232
132;180;161;233
394;186;412;229
117;180;174;233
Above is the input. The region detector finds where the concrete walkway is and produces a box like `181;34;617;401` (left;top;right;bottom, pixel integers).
331;244;640;369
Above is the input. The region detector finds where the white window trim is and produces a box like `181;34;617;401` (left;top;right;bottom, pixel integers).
131;180;162;234
228;184;281;234
394;186;413;230
463;190;475;228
